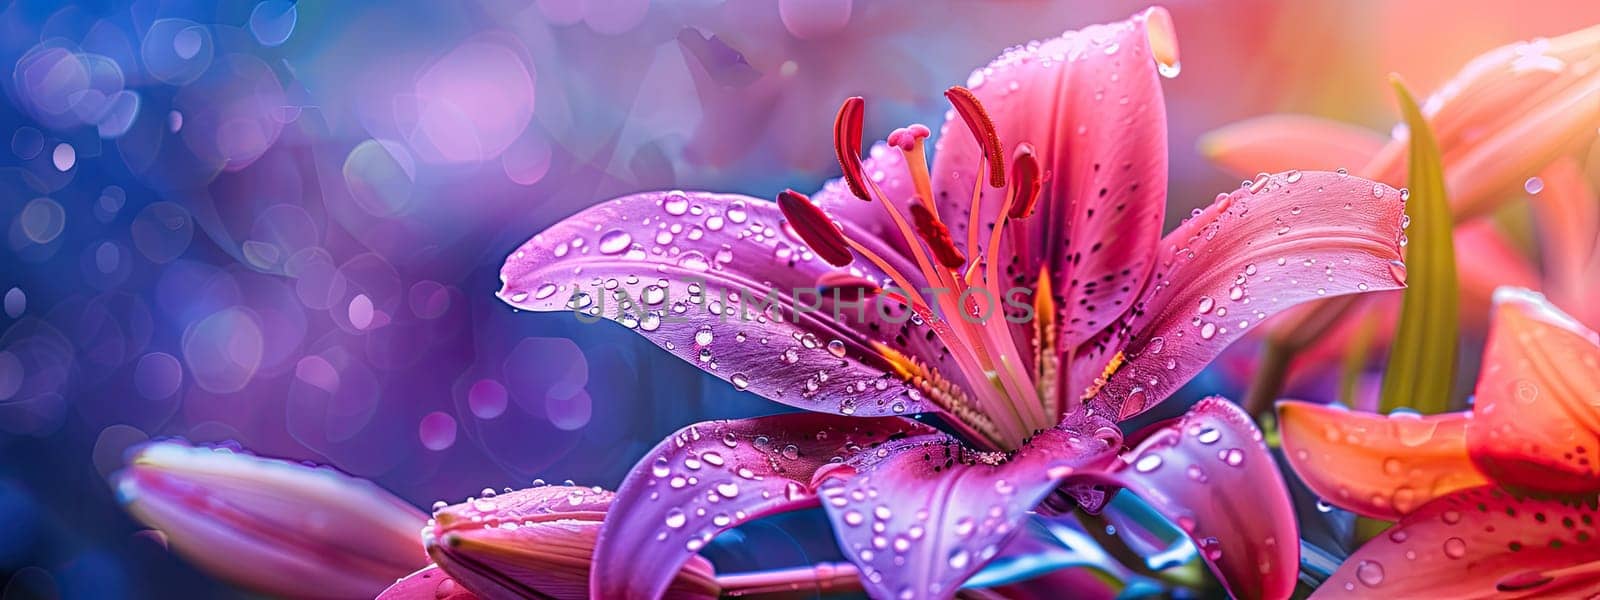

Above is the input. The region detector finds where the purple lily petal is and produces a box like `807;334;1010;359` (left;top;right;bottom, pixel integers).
592;413;928;599
929;8;1175;352
1074;398;1298;600
815;428;1120;600
499;191;968;420
113;441;430;599
428;485;718;600
378;566;481;600
1082;170;1407;419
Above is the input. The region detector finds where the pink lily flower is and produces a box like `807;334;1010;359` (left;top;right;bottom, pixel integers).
413;484;721;599
119;441;868;599
112;442;432;599
1279;287;1600;598
499;7;1409;599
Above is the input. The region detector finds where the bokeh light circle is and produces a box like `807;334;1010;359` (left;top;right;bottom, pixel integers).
133;352;183;400
249;1;298;47
419;411;457;450
467;378;508;419
130;202;194;263
180;307;264;393
19;198;65;244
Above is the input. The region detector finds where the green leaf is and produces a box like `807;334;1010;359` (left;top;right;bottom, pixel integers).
1379;77;1459;414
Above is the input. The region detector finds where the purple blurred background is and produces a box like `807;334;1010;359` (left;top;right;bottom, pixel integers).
2;0;1594;597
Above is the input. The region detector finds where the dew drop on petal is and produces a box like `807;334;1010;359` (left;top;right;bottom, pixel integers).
1134;454;1163;472
598;230;632;255
1356;560;1385;587
1443;537;1467;558
664;508;687;529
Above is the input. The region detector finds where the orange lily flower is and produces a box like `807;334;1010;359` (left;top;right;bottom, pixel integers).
1279;287;1600;597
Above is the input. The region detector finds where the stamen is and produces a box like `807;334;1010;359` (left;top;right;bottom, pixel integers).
887;124;935;207
777;190;854;267
944;86;1006;187
872;342;1002;445
1006;143;1044;219
909;202;967;270
1079;350;1126;402
815;271;881;301
832;97;870;200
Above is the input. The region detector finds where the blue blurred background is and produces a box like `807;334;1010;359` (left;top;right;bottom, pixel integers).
2;0;1595;597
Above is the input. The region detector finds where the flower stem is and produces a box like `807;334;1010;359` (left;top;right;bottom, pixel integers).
1243;339;1292;418
716;562;862;597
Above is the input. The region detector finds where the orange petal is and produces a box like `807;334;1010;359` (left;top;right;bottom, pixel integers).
1315;486;1600;599
1530;157;1600;328
1453;221;1539;328
1199;114;1387;180
1278;401;1487;520
1466;288;1600;494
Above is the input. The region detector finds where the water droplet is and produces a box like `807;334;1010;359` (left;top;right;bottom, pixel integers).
1356;560;1385;587
1249;173;1270;193
1134;454;1163;472
1443;537;1467;558
1197;428;1221;444
1222;448;1244;466
1200;322;1217;339
844;509;865;526
1514;379;1539;404
954;517;975;537
1383;457;1403;475
731;373;750;390
1388;260;1408;285
663;191;690;215
598;230;632;254
1372;184;1384;198
665;509;687;529
695;327;714;346
1524;177;1545;195
715;482;739;498
652;457;671;477
827;340;847;358
1197;296;1215;314
947;549;971;569
1285;170;1302;183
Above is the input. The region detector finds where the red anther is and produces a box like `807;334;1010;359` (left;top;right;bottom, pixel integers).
1007;143;1043;219
833;96;870;200
778;189;854;267
816;271;883;301
944;86;1006;188
909;202;967;270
